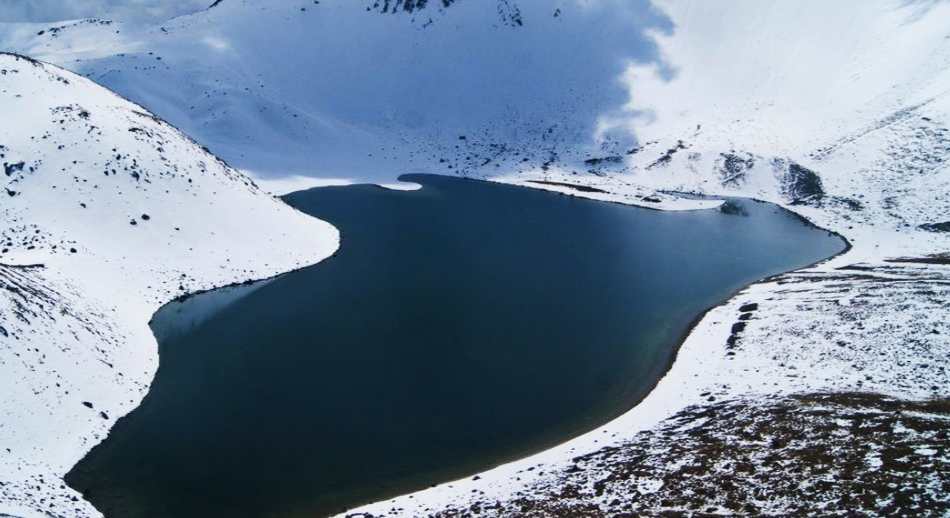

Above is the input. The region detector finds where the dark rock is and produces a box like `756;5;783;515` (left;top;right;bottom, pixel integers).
738;303;758;312
526;180;607;194
719;152;754;187
4;161;25;176
782;162;824;204
832;196;863;211
583;156;623;167
646;140;686;169
919;221;950;233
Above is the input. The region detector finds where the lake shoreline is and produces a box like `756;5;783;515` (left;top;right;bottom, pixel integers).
70;174;845;518
347;169;934;517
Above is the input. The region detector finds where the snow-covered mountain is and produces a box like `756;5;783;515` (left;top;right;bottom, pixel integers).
3;0;948;219
0;0;209;24
1;0;949;515
0;52;337;517
0;0;673;186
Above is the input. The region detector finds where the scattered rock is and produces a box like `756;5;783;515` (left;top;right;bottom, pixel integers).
718;152;754;187
526;180;607;194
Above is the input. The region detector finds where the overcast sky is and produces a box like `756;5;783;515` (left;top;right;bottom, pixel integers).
0;0;210;23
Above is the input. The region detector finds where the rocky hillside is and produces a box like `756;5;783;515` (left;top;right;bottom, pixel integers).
0;52;338;517
414;393;950;516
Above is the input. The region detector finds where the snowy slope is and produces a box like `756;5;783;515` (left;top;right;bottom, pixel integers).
0;0;673;186
0;0;209;24
0;53;338;517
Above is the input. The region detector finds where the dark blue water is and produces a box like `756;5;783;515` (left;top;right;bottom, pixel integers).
66;175;846;517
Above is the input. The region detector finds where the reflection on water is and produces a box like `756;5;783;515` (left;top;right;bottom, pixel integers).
150;279;274;343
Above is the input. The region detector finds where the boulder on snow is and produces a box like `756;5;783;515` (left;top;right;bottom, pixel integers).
919;221;950;233
781;162;824;205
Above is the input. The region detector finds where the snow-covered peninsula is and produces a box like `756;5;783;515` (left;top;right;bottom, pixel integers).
0;53;338;517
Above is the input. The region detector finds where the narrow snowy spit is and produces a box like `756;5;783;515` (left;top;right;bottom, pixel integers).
66;175;845;518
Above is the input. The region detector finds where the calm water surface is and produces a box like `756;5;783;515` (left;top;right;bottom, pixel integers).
67;175;846;517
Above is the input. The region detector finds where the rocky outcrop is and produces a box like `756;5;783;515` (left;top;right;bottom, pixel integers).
920;221;950;232
718;151;755;187
780;161;824;204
